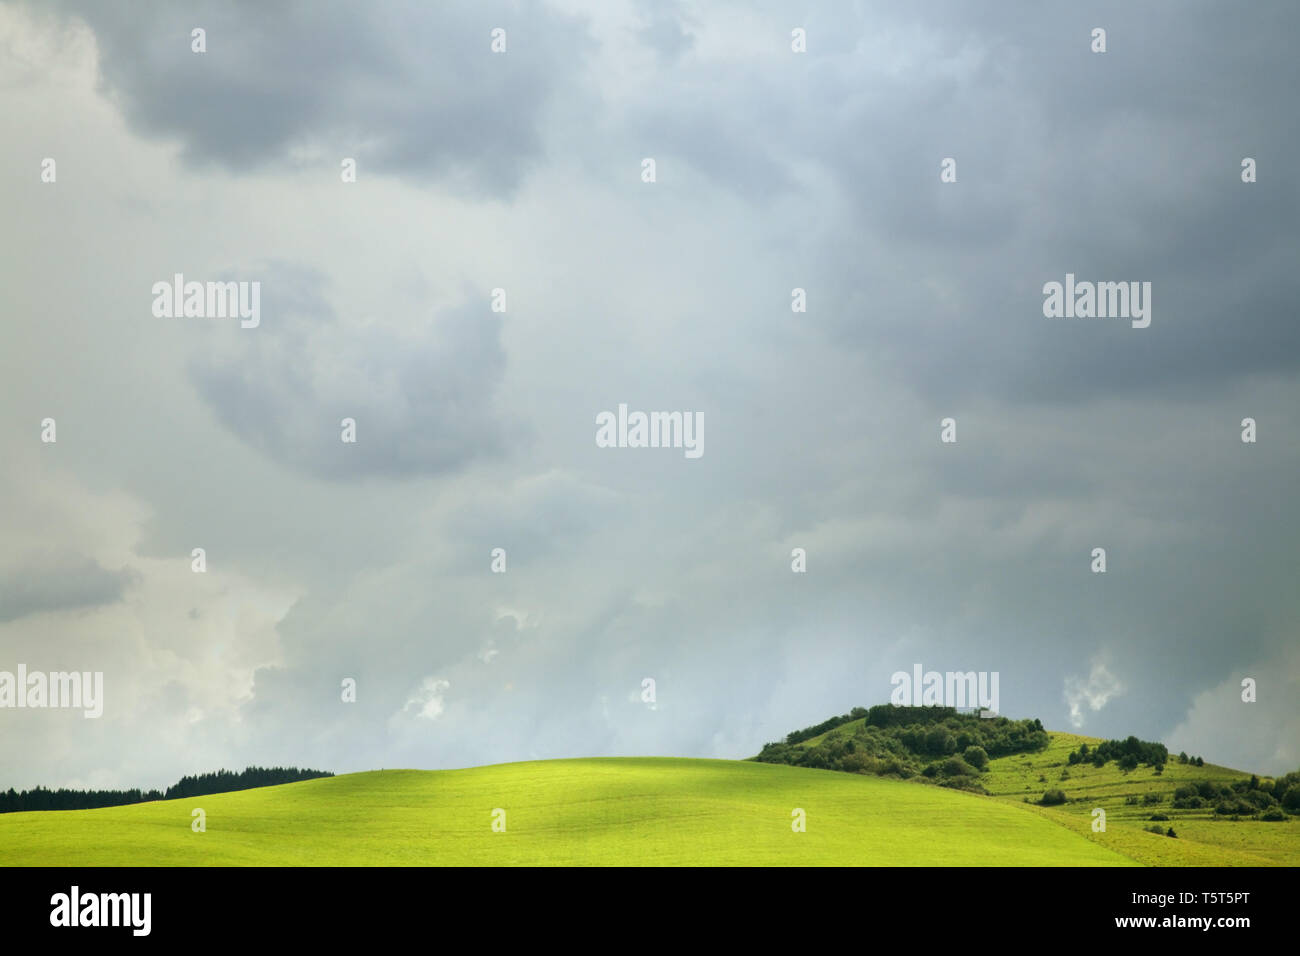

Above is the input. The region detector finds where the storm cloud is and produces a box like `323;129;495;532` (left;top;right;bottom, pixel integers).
1;0;1296;792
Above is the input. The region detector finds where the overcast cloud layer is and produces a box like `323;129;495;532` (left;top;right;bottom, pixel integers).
1;0;1297;790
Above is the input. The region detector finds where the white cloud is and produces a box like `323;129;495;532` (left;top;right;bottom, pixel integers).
1063;657;1125;729
1165;652;1300;776
401;677;451;722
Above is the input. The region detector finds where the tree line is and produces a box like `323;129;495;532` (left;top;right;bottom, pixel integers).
1;766;333;813
1067;736;1168;771
756;704;1049;792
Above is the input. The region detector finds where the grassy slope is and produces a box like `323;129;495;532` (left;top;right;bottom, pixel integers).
984;732;1299;866
0;757;1132;867
789;720;1298;866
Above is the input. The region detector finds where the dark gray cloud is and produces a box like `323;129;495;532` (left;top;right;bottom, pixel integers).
37;0;591;194
1;0;1297;790
0;552;135;622
620;1;1300;403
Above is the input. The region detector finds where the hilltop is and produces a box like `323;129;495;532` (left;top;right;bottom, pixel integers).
753;705;1300;866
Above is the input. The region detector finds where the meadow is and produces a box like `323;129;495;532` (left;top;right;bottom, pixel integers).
0;756;1134;866
786;718;1298;866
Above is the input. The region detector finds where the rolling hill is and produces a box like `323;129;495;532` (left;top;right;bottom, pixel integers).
985;731;1298;866
6;703;1296;866
760;712;1300;867
0;757;1134;866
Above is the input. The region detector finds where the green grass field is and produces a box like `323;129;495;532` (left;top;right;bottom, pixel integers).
777;721;1300;866
983;732;1299;866
6;734;1296;866
0;757;1135;866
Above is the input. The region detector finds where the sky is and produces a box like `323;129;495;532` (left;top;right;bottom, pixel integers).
1;0;1297;791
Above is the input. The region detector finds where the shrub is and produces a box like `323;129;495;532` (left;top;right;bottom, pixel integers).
802;748;830;770
1244;790;1277;810
924;728;956;756
1143;792;1162;805
1166;827;1177;838
1261;809;1286;822
1148;813;1170;821
962;746;989;771
1040;789;1067;806
940;756;976;778
1281;786;1300;813
840;751;876;775
1215;798;1254;816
